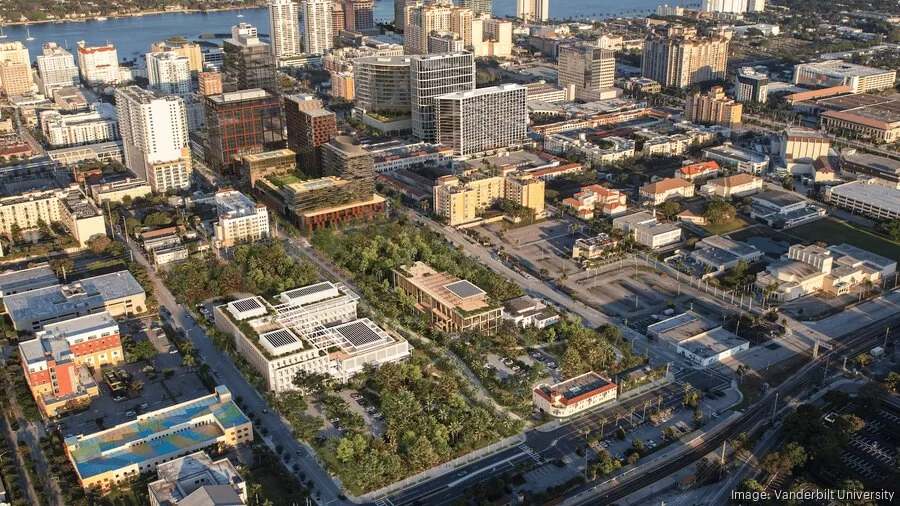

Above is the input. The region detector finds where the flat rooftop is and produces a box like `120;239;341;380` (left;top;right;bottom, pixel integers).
330;318;395;354
4;271;144;325
242;149;296;162
0;263;57;296
37;311;117;340
66;387;248;480
704;144;769;163
536;371;616;405
828;243;896;270
399;262;494;314
148;452;244;506
800;59;896;77
647;311;718;342
752;190;805;208
215;190;259;218
841;152;900;175
828;181;900;216
678;328;748;358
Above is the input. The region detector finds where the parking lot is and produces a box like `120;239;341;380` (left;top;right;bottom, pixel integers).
57;356;207;438
480;219;585;280
832;404;900;483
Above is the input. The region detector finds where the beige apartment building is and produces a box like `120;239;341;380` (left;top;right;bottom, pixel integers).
0;188;106;247
642;26;729;88
433;168;545;226
212;190;270;248
684;86;743;127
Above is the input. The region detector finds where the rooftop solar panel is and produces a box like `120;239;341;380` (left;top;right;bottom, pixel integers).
283;282;333;301
232;298;262;313
261;328;299;349
443;280;486;299
333;320;385;348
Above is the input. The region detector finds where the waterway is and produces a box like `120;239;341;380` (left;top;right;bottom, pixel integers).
2;1;689;65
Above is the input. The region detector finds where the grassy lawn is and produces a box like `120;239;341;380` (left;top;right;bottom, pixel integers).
790;218;900;260
701;217;750;235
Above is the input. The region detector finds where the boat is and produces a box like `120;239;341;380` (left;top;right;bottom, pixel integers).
237;8;245;18
96;16;108;21
25;28;34;41
0;26;6;39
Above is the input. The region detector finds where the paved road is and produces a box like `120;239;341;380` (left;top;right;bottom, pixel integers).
120;235;349;506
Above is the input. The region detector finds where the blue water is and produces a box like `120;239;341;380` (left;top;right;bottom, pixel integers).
3;1;687;65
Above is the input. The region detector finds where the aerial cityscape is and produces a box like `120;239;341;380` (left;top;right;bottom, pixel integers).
0;0;896;505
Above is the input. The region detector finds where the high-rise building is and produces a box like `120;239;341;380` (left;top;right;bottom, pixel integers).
734;67;769;102
517;0;549;22
268;0;302;59
0;41;29;66
345;0;375;31
434;83;527;156
285;94;337;175
223;24;277;92
115;86;192;193
36;43;79;98
0;62;33;96
354;55;412;115
394;0;409;30
641;27;729;88
76;41;120;86
302;0;334;55
471;17;512;58
558;43;615;102
332;2;347;32
150;40;204;72
204;89;284;174
683;86;743;127
410;52;475;142
461;0;492;15
321;135;376;201
701;0;764;14
404;3;473;55
197;71;223;96
146;51;192;96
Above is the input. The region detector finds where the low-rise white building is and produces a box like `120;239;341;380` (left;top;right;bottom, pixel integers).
41;105;119;148
613;211;682;249
700;173;763;197
89;178;153;205
502;296;559;329
214;282;410;391
640;178;695;205
544;133;635;167
703;144;770;174
750;190;825;229
648;311;749;367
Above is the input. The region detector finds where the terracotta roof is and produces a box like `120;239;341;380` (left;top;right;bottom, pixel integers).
821;110;893;130
641;177;693;194
679;161;720;175
785;85;853;102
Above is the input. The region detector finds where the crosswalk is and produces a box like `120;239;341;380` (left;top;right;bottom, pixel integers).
519;444;542;462
375;499;396;506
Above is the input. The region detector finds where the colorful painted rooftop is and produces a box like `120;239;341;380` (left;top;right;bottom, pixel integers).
66;387;249;480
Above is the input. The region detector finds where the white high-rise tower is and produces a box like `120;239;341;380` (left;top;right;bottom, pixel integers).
301;0;334;55
146;51;192;96
268;0;301;58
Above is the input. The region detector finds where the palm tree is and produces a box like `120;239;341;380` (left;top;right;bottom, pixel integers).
448;419;463;443
247;483;262;506
598;416;608;438
657;394;664;412
642;399;651;420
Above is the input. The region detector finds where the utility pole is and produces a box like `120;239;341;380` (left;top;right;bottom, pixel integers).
884;327;890;350
721;440;726;464
823;355;830;383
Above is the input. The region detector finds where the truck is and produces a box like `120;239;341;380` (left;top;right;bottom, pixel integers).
871;346;884;358
663;308;675;316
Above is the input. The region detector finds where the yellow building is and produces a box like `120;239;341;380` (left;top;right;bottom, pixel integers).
684;86;742;127
433;169;546;226
0;62;33;96
65;386;252;491
150;40;203;72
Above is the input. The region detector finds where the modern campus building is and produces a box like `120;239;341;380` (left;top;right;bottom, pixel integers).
734;67;769;103
20;312;122;416
818;94;900;144
214;282;410;391
146;51;192;96
502;296;558;329
0;264;59;305
89;178;153;205
642;26;729;88
268;0;301;59
285;102;336;175
302;0;334;55
689;235;763;275
40;105;119;148
432;168;545;226
749;190;825;229
839;151;900;189
434;84;527;156
65;386;252;491
684;86;743;127
393;261;503;334
76;41;120;86
544;133;636;167
793;60;897;94
353;55;412;132
557;43;616;102
410;52;476;143
533;372;618;417
241;149;297;188
755;243;896;301
116;86;192;193
572;234;620;263
148;451;247;506
826;180;900;220
4;270;146;332
212;190;270;248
